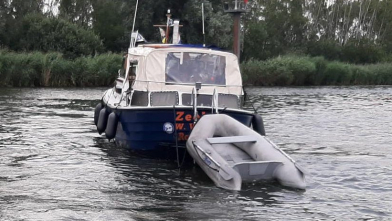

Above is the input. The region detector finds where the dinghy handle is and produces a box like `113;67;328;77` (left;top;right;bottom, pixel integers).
192;141;221;169
192;141;233;180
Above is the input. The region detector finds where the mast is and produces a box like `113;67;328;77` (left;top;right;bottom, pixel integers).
130;0;139;48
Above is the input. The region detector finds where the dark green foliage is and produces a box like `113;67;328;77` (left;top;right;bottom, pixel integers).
243;22;269;61
72;53;122;86
366;63;392;85
306;40;342;61
283;56;316;85
91;0;128;52
0;50;122;87
15;14;103;58
59;0;93;27
351;66;371;85
341;40;386;64
241;56;316;86
309;56;328;85
2;0;392;87
323;62;352;85
241;55;392;86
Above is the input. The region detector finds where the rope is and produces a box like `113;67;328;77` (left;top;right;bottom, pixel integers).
173;104;180;168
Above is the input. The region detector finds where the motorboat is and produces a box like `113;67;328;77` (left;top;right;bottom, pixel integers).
93;20;263;161
93;6;306;190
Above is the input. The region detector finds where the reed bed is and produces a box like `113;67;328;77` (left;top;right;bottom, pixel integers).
0;50;122;87
1;51;392;87
241;55;392;86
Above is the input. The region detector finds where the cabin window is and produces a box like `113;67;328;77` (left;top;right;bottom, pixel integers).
181;93;239;108
218;94;239;109
150;91;179;106
131;91;148;106
165;52;226;85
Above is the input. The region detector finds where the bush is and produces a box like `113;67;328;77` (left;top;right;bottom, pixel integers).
241;55;316;86
307;39;342;61
350;65;371;85
366;63;392;85
323;62;352;85
282;55;316;85
72;53;122;87
341;40;386;64
15;14;103;59
309;56;328;85
241;55;392;86
0;50;122;87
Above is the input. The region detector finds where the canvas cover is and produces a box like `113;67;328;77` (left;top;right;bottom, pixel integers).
127;47;243;95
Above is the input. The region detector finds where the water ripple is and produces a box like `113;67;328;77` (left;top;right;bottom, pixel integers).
1;87;391;220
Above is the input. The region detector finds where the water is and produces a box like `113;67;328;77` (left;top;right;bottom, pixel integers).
0;86;391;220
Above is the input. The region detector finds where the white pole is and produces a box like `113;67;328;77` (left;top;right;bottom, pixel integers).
202;3;205;35
202;3;205;47
131;0;139;34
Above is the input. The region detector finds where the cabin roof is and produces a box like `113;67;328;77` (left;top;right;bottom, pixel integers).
124;44;243;96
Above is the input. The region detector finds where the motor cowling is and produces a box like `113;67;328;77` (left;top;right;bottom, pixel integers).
94;103;103;126
97;108;108;134
105;112;118;140
252;114;266;136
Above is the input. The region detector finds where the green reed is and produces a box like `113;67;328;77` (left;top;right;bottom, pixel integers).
241;55;392;86
0;50;122;87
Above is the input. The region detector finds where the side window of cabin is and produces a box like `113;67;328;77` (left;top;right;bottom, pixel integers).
128;61;138;81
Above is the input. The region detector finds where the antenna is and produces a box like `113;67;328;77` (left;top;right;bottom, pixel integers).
131;0;139;34
130;0;139;48
202;2;205;47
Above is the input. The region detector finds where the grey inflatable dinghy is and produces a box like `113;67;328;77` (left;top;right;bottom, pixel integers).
186;114;306;190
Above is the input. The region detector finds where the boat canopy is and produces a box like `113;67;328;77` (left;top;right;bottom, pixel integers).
126;47;243;95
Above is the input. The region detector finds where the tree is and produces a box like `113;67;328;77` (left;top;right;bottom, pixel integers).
0;0;10;46
10;0;43;20
59;0;93;27
15;14;103;58
91;0;128;52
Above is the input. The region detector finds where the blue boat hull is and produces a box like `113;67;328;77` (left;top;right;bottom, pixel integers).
106;107;254;160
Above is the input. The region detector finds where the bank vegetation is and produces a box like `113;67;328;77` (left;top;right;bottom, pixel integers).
2;0;392;86
0;50;121;87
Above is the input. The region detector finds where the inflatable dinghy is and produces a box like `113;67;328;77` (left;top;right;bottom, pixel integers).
186;114;306;190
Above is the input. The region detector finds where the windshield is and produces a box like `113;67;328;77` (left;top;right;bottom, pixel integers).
165;52;226;85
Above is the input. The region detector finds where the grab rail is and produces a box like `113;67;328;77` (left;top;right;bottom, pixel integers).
192;141;221;169
192;87;198;122
211;88;219;114
192;141;233;180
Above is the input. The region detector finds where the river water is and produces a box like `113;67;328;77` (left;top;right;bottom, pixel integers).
0;86;391;220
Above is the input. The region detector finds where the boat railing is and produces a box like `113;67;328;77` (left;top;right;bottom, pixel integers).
192;86;198;122
212;88;219;114
125;80;243;108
